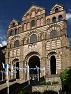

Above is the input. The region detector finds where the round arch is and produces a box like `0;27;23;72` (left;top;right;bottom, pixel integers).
25;52;40;80
12;59;20;79
47;52;57;75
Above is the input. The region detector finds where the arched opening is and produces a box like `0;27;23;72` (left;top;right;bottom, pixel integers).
50;30;57;38
14;40;19;47
58;15;63;21
13;59;19;79
52;17;56;23
16;62;19;79
55;8;59;13
30;34;37;43
50;56;56;74
29;56;40;80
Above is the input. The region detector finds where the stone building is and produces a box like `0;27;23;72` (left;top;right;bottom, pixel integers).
5;4;71;81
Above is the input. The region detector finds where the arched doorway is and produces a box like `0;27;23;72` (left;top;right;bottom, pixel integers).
50;56;56;74
29;56;40;80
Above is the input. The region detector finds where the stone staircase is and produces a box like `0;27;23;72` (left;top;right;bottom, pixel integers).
32;75;62;93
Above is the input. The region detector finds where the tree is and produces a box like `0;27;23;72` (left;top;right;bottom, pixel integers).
60;67;71;93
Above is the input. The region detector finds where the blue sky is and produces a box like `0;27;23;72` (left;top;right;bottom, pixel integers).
0;0;71;47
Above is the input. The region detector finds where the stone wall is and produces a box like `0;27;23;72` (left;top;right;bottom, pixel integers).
32;84;62;93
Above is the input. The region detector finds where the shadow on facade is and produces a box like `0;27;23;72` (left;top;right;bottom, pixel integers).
0;76;45;94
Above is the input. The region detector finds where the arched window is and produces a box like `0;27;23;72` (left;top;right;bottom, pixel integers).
30;34;37;43
50;56;56;74
10;31;15;36
15;29;19;34
31;20;35;27
55;8;59;13
52;17;56;23
14;40;19;47
12;23;16;27
47;19;50;24
50;30;57;38
58;15;63;21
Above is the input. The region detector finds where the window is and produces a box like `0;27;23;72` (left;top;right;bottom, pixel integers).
52;17;56;23
10;31;15;36
15;29;19;34
14;40;19;47
12;23;15;27
55;8;59;13
58;15;63;21
47;19;50;24
31;20;35;27
30;34;37;43
50;30;57;38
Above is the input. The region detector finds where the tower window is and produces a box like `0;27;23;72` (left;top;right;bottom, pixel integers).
55;8;59;13
31;20;35;27
50;30;57;38
12;23;15;27
10;31;15;36
30;34;37;43
58;15;63;21
52;17;56;23
14;40;19;47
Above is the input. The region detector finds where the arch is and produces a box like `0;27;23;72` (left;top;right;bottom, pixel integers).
12;59;19;79
50;56;56;74
50;30;57;38
24;52;40;80
29;56;40;80
58;15;63;21
10;30;15;36
31;20;35;27
14;40;19;47
52;17;56;23
55;8;59;13
30;34;37;43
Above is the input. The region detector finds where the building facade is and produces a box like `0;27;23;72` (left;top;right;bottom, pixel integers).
6;4;71;81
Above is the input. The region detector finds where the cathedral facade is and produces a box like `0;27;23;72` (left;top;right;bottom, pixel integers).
5;4;71;81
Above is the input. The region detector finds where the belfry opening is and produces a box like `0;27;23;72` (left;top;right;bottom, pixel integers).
29;56;40;79
50;56;56;74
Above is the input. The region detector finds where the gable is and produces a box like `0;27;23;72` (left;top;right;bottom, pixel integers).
22;5;45;21
50;4;64;14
